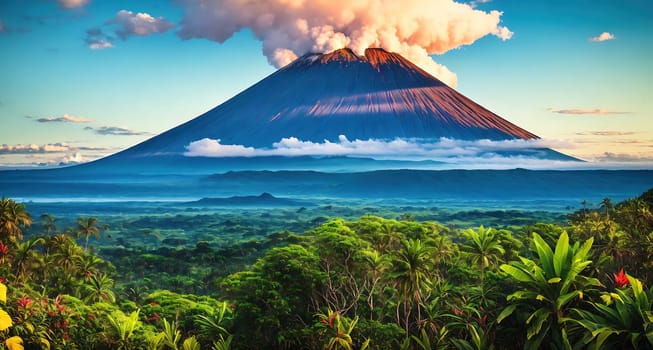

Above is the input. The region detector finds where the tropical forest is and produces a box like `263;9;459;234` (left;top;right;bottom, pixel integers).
1;188;653;349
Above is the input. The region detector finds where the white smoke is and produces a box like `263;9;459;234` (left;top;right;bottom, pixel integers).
177;0;513;87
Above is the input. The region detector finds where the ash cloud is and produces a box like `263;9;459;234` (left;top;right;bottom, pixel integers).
177;0;513;87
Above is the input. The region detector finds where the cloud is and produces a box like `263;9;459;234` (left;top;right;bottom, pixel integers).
59;152;85;165
0;143;72;154
547;108;630;115
468;0;492;8
575;131;636;136
595;152;653;163
177;0;514;87
184;135;573;160
35;113;93;123
84;10;173;49
55;0;90;9
589;32;615;42
109;10;174;40
86;126;150;136
84;28;115;50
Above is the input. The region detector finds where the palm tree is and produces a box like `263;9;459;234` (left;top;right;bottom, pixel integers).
39;213;56;235
461;226;505;288
83;272;116;303
359;248;390;320
11;237;44;283
389;239;433;334
51;236;83;273
75;254;105;280
600;197;614;221
75;216;107;251
0;197;32;243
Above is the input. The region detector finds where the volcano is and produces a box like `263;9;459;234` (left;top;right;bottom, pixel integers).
89;47;575;171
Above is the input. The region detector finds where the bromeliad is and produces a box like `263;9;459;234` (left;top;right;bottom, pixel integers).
613;268;629;288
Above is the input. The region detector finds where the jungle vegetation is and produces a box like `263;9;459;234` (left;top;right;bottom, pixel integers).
0;188;652;349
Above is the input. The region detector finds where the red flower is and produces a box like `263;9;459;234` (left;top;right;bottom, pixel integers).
328;312;336;328
613;268;629;288
146;312;160;322
0;242;8;255
480;314;488;326
0;276;4;283
17;295;34;309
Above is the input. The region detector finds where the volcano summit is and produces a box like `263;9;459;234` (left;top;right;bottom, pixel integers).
93;47;575;169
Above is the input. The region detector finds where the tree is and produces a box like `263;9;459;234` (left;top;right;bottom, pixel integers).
39;213;56;235
389;239;433;334
75;254;105;280
498;232;600;349
359;248;390;320
11;237;44;283
600;198;614;221
0;197;32;243
82;272;116;303
75;216;107;252
461;226;505;287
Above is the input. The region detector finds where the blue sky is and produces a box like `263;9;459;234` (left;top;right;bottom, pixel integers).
0;0;651;167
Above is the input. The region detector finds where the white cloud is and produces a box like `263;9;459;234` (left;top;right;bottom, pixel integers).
35;113;93;123
589;32;615;42
184;135;573;161
177;0;514;87
59;152;85;165
110;10;174;40
548;108;630;115
84;10;173;50
88;39;114;50
183;138;257;157
0;143;72;154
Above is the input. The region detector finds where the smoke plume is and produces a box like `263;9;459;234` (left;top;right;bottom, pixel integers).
177;0;513;87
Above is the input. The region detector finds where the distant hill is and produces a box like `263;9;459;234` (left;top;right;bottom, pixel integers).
187;192;310;207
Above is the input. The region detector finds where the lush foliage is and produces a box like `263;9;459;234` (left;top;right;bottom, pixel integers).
0;188;652;349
